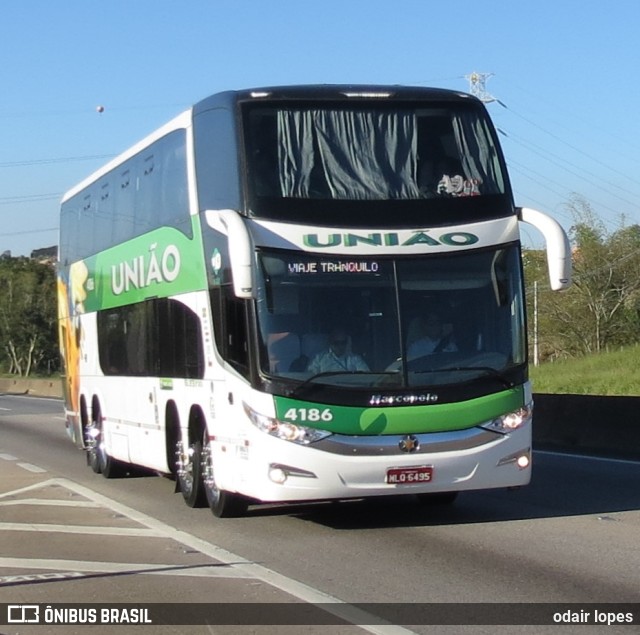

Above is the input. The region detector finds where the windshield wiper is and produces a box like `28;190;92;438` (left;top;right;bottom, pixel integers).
288;370;398;397
413;366;514;389
443;366;514;389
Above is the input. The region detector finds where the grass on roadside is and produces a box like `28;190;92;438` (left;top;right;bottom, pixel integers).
529;344;640;396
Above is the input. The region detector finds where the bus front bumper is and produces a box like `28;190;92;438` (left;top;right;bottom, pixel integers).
227;423;532;503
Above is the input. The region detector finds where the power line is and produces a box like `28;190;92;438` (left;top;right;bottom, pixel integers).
479;78;640;219
482;83;640;230
499;78;640;163
498;129;637;211
0;227;58;237
0;193;61;205
499;127;640;206
0;154;114;168
496;101;640;188
524;244;640;295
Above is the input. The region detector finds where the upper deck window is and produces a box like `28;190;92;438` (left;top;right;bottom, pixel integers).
245;105;506;205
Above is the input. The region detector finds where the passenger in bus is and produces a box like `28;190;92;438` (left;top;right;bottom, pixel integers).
307;328;369;373
417;132;477;197
419;155;466;197
407;313;457;358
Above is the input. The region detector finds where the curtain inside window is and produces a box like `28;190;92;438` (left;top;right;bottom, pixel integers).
278;109;421;200
451;114;504;195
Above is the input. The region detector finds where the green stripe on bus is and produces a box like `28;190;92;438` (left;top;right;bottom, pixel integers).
274;387;524;435
79;219;206;312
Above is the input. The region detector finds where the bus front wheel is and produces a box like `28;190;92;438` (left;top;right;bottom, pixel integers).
200;431;248;518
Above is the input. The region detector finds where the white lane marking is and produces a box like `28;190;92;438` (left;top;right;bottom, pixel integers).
0;480;60;499
0;523;163;537
0;557;253;579
0;453;18;460
0;471;415;634
16;462;47;473
534;449;640;465
12;477;416;635
0;498;101;508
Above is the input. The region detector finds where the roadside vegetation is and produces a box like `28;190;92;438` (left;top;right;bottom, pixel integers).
0;256;58;377
524;196;640;397
524;196;640;360
530;345;640;396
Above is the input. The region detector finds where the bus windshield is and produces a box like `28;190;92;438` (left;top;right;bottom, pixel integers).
255;245;526;391
244;104;506;203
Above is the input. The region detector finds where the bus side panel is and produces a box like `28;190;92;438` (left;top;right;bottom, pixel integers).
57;270;84;448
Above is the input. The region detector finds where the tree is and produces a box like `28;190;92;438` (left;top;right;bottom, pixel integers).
524;194;640;359
523;248;574;362
0;257;58;376
568;196;640;353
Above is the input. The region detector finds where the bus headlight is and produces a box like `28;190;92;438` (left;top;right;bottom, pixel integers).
244;403;333;445
481;402;533;434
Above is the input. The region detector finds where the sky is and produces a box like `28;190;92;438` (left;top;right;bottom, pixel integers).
2;0;640;256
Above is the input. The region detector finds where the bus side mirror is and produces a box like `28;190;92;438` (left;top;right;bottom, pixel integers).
518;207;572;291
208;209;254;298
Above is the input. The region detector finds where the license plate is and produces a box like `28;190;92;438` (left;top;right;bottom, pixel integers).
386;466;433;484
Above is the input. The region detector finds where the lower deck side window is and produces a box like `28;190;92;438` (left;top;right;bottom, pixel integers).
97;298;204;378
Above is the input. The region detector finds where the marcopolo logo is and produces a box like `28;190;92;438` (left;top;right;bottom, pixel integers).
111;244;181;295
303;230;479;249
369;393;439;406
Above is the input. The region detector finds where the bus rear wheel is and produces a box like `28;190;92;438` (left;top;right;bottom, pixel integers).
86;420;102;475
86;403;126;478
175;434;206;508
200;431;248;518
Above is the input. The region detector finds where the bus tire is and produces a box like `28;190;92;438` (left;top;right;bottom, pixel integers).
416;491;459;506
99;445;127;479
91;401;126;479
83;399;101;474
87;444;101;473
200;431;248;518
175;433;206;508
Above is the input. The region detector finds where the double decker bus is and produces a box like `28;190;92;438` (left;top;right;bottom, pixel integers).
58;85;571;517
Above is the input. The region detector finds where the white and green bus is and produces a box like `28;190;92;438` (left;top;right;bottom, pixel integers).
58;85;570;517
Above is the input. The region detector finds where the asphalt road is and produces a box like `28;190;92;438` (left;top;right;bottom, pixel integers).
1;394;639;634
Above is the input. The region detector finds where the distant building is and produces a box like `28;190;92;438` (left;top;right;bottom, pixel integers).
31;246;57;263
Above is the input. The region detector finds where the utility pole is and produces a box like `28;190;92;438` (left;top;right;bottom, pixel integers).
533;281;539;367
465;72;496;104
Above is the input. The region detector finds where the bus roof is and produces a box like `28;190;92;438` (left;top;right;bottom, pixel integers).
193;84;478;113
62;85;481;203
61;109;193;203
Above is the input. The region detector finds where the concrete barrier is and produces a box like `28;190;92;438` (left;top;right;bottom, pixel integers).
532;393;640;461
1;380;638;461
0;377;63;398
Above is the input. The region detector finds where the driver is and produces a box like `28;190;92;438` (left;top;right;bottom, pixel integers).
407;313;457;358
307;328;369;373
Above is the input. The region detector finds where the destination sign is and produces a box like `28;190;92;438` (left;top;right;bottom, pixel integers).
287;260;380;275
